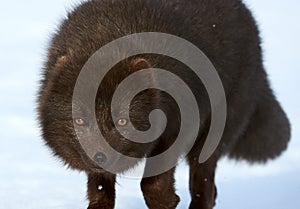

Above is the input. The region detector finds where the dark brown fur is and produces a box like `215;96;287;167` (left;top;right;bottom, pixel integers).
37;0;290;208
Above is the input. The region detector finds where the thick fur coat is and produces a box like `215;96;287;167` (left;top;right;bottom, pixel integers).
38;0;290;208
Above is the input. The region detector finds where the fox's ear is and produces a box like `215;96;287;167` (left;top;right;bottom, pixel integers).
130;57;151;72
128;56;160;104
55;49;74;68
129;57;157;86
55;55;68;67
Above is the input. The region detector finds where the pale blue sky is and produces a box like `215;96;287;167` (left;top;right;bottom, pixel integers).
0;0;299;209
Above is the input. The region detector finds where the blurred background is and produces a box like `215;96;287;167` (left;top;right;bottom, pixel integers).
0;0;299;208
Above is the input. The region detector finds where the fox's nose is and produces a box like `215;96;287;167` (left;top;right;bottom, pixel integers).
93;152;107;166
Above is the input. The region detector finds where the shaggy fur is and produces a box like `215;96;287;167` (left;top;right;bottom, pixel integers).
37;0;290;208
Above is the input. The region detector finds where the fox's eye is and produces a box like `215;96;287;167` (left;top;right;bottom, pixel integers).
74;118;86;126
117;118;128;127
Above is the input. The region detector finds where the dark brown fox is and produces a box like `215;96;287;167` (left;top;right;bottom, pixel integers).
37;0;290;208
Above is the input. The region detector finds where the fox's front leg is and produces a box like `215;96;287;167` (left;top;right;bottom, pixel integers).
87;172;116;209
141;167;180;209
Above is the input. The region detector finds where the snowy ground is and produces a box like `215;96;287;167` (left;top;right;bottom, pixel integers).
0;0;299;208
